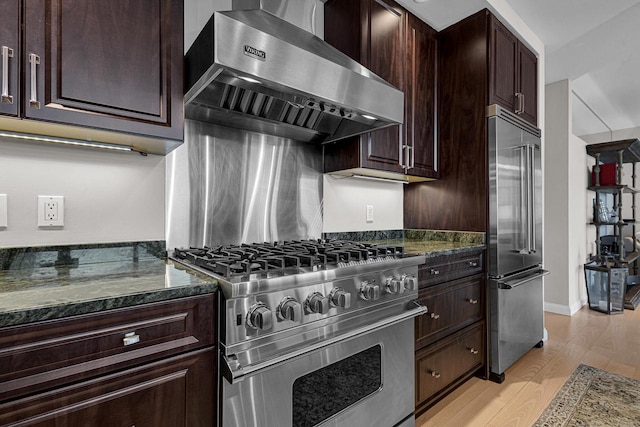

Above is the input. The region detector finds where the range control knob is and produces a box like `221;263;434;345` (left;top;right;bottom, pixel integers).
246;303;273;330
404;275;418;291
359;281;380;301
306;292;330;314
385;277;404;294
329;288;352;308
277;297;302;322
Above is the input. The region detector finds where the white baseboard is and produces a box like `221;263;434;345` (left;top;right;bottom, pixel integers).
544;302;572;316
544;298;588;316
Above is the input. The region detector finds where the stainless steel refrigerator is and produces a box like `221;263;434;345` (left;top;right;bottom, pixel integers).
488;105;549;383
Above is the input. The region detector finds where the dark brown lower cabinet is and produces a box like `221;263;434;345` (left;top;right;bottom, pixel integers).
415;250;487;416
416;322;484;409
416;274;483;348
0;293;217;426
0;348;215;427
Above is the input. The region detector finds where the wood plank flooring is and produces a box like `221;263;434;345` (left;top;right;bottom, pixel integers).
417;306;640;426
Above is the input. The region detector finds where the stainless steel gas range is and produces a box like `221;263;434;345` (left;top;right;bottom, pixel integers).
172;240;427;427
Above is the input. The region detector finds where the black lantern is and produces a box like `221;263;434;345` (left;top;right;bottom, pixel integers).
584;262;626;314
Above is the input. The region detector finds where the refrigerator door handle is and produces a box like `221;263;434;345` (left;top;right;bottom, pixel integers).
526;143;533;254
517;145;529;254
530;144;537;254
495;269;549;289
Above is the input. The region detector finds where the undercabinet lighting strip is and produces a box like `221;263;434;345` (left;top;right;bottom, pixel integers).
350;174;410;184
0;131;140;153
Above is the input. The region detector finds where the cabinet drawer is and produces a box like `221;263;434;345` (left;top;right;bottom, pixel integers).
415;274;483;349
0;293;215;402
0;348;215;427
419;249;484;287
416;322;484;407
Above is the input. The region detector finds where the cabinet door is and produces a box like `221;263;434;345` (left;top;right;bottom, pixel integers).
23;0;183;140
0;349;216;427
488;16;518;113
0;0;19;117
405;13;437;179
418;250;484;287
415;274;484;349
361;0;405;173
0;293;215;402
415;322;484;412
518;43;538;125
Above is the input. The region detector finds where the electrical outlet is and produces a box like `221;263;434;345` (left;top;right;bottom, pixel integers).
0;194;7;228
38;195;64;227
366;205;374;223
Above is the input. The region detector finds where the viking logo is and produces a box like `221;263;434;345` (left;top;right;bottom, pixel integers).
244;45;266;61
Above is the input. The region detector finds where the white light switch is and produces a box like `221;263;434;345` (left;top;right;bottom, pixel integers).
0;194;7;228
366;205;374;223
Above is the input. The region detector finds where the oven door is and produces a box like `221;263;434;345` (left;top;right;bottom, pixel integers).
221;317;416;427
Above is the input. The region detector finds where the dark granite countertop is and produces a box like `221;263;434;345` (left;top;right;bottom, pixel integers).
402;240;485;257
0;242;217;328
324;229;486;259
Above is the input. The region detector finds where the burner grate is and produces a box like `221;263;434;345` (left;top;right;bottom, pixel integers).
173;240;404;279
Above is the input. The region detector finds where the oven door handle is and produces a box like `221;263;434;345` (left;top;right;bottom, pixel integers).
222;302;428;384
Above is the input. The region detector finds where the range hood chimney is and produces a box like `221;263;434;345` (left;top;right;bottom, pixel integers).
184;0;404;144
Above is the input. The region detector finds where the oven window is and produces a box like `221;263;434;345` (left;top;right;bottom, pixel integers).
292;345;382;426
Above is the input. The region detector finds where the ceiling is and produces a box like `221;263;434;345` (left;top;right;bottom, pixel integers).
395;0;640;138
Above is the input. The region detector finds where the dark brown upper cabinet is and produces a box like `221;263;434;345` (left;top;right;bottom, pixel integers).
1;0;184;155
406;13;438;179
323;0;438;182
0;0;20;117
404;9;539;232
489;15;538;125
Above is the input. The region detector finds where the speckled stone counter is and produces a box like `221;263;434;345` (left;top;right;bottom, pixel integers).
0;242;217;328
324;229;485;258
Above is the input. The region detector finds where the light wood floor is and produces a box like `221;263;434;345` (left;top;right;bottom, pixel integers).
417;305;640;426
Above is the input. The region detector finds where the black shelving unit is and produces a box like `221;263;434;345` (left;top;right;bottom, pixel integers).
586;139;640;312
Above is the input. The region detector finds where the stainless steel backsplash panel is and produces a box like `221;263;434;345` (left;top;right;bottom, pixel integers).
168;120;323;248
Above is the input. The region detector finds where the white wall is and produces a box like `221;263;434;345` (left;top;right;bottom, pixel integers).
543;80;590;315
322;175;404;232
0;137;165;248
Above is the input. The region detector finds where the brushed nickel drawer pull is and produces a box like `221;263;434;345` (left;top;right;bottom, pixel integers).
468;261;478;267
431;371;441;379
123;332;140;346
469;348;479;355
29;53;40;109
430;269;440;275
430;312;440;319
468;298;478;304
1;46;13;104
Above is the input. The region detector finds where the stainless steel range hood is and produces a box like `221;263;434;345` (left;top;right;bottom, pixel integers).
184;0;404;144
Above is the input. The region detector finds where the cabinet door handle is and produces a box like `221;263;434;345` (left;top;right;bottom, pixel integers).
398;126;404;168
430;370;441;379
29;53;40;109
469;348;479;355
405;144;414;170
123;332;140;346
411;140;416;169
430;312;440;319
1;46;13;104
515;92;524;114
468;298;478;304
430;269;440;275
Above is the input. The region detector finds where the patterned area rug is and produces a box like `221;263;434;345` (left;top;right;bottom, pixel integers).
534;364;640;426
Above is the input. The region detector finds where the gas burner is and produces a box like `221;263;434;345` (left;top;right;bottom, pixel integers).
172;240;404;280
